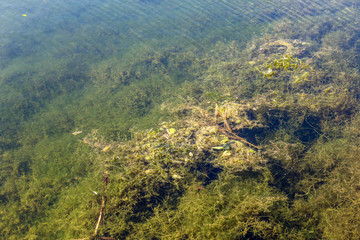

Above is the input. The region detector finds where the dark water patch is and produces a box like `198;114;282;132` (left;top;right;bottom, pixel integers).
263;109;290;130
267;159;293;196
16;159;31;176
293;115;321;143
233;126;269;147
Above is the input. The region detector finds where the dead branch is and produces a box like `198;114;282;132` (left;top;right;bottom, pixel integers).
218;106;261;149
221;129;261;149
189;105;261;149
94;171;109;236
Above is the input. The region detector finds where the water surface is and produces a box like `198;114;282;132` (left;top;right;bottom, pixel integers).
0;0;359;239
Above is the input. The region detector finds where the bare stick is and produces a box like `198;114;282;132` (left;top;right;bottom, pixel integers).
221;129;261;149
94;172;109;236
221;110;233;133
190;105;261;149
219;109;261;149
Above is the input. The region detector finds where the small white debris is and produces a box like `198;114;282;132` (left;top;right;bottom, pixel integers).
72;130;83;135
172;174;183;179
101;145;111;152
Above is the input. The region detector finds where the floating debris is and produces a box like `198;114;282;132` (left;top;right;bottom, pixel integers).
145;169;156;175
212;141;235;151
72;130;83;135
101;145;111;152
167;128;177;135
172;174;183;179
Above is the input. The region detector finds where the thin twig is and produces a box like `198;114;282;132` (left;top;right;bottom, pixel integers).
219;107;261;149
190;105;261;149
269;140;281;151
222;110;233;133
94;172;109;236
222;129;261;149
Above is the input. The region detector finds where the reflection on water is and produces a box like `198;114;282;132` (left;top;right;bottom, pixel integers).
0;0;359;239
1;0;357;59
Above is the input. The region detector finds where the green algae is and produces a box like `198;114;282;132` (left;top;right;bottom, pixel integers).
1;1;360;239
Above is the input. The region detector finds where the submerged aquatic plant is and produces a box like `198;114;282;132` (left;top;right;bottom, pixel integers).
2;5;360;239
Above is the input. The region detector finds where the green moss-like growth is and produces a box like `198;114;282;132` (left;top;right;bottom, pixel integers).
2;3;360;238
77;110;285;239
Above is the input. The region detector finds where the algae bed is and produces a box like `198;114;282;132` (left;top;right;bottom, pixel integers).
1;0;360;239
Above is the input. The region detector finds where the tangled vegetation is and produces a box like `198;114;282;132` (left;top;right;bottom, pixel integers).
1;1;360;239
56;16;360;238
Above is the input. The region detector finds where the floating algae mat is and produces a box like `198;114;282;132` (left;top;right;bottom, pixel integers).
1;0;360;239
